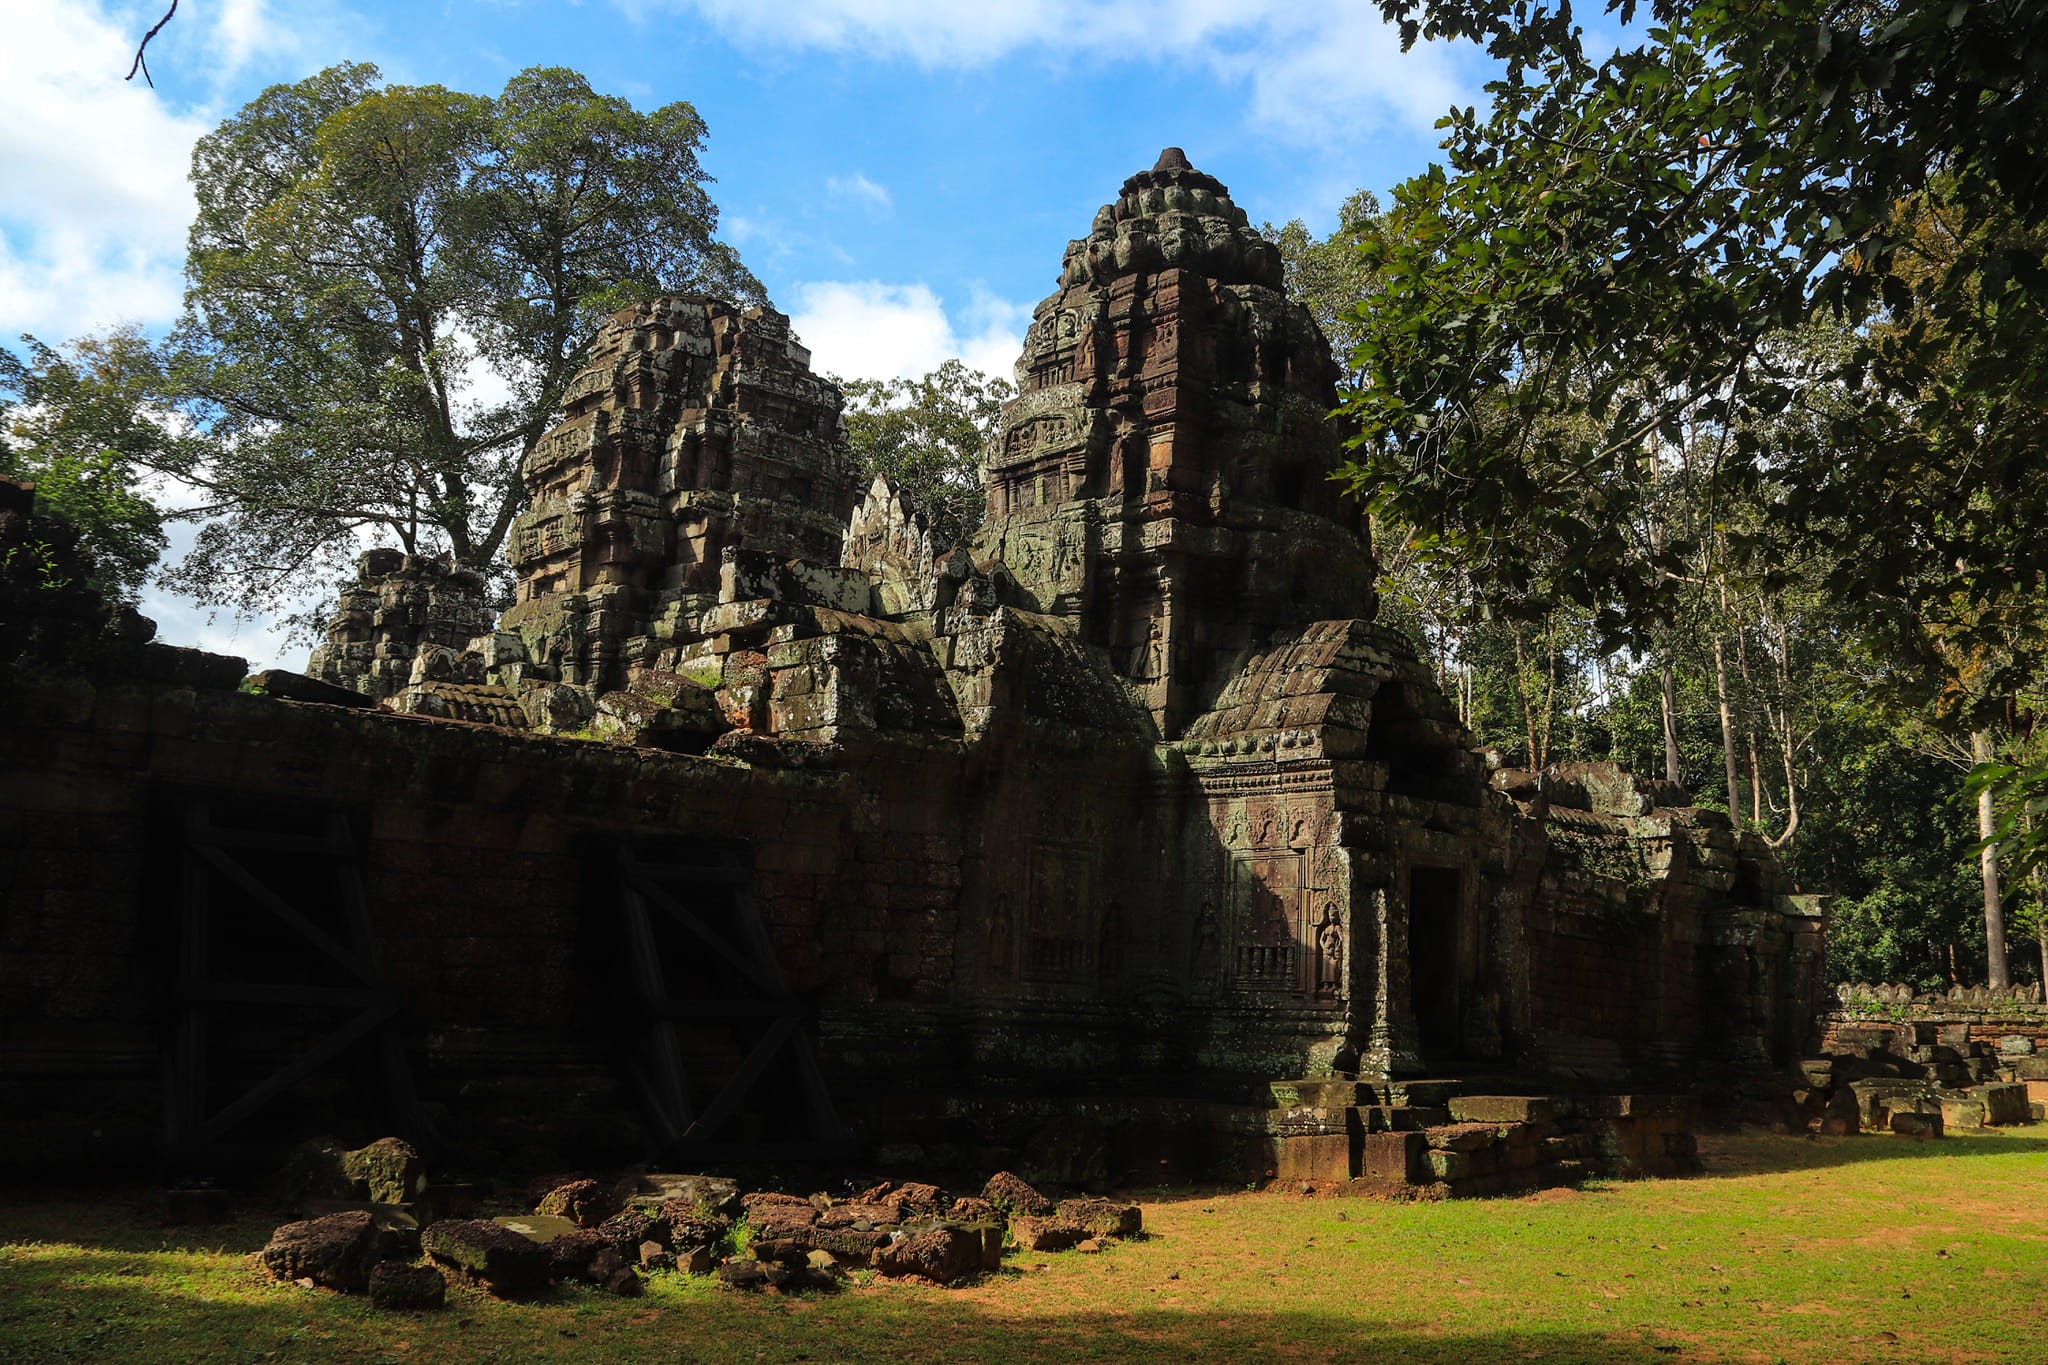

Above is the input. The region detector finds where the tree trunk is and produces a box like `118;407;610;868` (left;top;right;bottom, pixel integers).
1712;635;1742;822
1758;616;1800;849
1538;615;1558;771
1513;625;1538;771
1659;666;1682;784
1973;729;2011;990
1765;713;1801;849
1747;735;1764;823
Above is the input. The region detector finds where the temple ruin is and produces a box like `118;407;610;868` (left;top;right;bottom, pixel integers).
0;152;1827;1186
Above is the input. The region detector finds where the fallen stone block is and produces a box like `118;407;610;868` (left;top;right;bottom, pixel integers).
598;1209;667;1261
260;1210;393;1291
891;1182;947;1219
786;1224;892;1265
982;1171;1054;1217
423;1219;550;1298
1819;1090;1862;1136
1055;1198;1141;1238
1890;1112;1944;1140
1973;1082;2030;1124
544;1228;609;1281
948;1196;1001;1224
639;1173;741;1219
657;1205;729;1249
342;1138;426;1206
742;1192;819;1235
536;1178;618;1228
586;1246;642;1296
1010;1215;1088;1252
367;1262;446;1311
878;1225;982;1284
491;1213;580;1244
719;1257;770;1290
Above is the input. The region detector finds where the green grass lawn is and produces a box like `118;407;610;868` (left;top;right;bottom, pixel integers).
4;1126;2046;1365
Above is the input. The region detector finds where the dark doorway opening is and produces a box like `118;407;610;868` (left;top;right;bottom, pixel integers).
591;842;855;1163
1408;866;1462;1058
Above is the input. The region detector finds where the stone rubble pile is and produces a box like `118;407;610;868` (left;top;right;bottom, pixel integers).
257;1138;1139;1305
1269;1086;1700;1197
1785;1022;2044;1137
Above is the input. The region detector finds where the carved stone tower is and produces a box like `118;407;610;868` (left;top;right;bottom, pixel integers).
976;148;1378;738
501;296;858;689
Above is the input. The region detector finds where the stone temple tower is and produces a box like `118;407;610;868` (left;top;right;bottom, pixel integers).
501;296;858;690
976;148;1377;738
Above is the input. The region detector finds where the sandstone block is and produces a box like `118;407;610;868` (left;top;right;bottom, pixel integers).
342;1137;425;1206
423;1219;550;1298
1975;1082;2031;1125
1426;1123;1502;1152
1277;1133;1353;1183
1358;1130;1424;1184
789;1224;892;1264
1055;1198;1142;1238
1819;1090;1861;1136
536;1178;617;1228
1447;1095;1561;1125
948;1196;1001;1224
719;1257;769;1290
1890;1112;1944;1140
1010;1215;1088;1252
598;1210;667;1260
879;1225;982;1284
367;1262;445;1311
544;1228;609;1280
260;1210;391;1291
982;1171;1054;1217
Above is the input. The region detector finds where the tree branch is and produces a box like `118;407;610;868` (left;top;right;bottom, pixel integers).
124;0;178;88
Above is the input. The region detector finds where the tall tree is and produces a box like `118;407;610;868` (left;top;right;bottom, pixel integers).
1349;0;2048;973
1350;0;2048;682
162;63;762;628
0;328;188;598
835;360;1013;554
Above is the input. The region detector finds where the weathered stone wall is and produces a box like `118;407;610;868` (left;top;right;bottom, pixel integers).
306;550;496;702
0;151;1831;1181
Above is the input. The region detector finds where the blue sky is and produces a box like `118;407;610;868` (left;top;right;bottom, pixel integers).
3;0;1496;664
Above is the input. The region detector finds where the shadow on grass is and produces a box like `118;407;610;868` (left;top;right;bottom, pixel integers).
1694;1125;2048;1178
0;1245;1711;1365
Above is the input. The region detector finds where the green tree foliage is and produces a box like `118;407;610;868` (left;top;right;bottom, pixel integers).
1262;190;1386;369
164;62;762;626
835;360;1013;553
1350;0;2048;687
0;328;187;598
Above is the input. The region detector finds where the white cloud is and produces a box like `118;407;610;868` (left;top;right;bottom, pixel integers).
0;1;212;339
789;279;1027;383
0;0;315;343
643;0;1479;140
826;172;893;217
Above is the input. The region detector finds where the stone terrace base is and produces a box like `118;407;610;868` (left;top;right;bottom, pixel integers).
1271;1087;1700;1197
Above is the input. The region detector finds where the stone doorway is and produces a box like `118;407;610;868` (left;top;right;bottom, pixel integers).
1408;866;1463;1059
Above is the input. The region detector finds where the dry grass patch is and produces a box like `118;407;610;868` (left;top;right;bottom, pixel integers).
4;1126;2047;1365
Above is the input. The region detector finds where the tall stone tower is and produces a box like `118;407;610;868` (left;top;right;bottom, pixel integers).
976;149;1377;738
501;296;858;689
